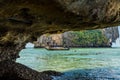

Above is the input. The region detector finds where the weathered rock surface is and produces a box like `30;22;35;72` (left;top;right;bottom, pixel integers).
0;60;63;80
102;27;119;42
35;34;63;47
0;0;120;80
55;0;120;23
0;0;120;33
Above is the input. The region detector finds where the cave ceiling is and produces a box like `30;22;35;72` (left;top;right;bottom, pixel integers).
0;0;120;35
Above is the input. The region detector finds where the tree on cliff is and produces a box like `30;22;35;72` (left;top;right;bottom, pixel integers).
71;30;109;47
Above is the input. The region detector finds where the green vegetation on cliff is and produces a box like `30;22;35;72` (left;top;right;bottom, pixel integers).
70;30;109;47
38;29;112;47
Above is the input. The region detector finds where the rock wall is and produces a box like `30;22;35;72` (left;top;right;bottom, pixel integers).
0;0;120;35
102;27;119;42
63;27;119;47
35;34;63;47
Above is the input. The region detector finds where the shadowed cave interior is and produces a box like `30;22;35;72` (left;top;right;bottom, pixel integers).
1;0;120;80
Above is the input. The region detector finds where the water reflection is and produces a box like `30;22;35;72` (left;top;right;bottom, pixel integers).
53;68;120;80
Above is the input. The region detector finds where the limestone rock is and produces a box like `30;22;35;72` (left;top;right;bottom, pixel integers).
102;27;119;42
36;27;119;47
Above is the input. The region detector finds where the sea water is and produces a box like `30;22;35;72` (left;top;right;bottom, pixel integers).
16;48;120;80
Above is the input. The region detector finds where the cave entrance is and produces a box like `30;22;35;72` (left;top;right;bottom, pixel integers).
16;27;120;73
14;27;120;79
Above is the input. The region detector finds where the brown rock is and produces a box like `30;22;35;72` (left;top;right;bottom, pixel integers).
0;0;120;79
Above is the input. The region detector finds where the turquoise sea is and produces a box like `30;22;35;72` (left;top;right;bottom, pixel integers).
16;48;120;80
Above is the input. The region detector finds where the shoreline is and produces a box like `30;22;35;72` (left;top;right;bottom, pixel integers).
34;46;112;49
0;60;62;80
1;61;119;80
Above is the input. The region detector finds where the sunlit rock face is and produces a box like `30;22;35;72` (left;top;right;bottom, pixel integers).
36;34;63;47
102;27;119;42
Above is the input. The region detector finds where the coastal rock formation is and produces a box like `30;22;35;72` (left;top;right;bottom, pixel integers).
102;27;119;42
36;27;119;47
35;34;63;47
0;0;120;80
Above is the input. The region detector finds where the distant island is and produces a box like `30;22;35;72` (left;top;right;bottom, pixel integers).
33;27;119;48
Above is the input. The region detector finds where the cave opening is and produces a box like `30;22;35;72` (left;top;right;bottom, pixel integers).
1;0;120;80
15;27;120;80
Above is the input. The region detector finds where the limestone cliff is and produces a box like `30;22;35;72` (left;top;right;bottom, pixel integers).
35;34;63;47
102;27;119;42
36;27;119;47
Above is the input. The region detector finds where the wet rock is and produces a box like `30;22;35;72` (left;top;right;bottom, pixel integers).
42;70;63;76
0;60;52;80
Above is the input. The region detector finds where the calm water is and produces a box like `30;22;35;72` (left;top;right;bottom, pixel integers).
16;48;120;80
